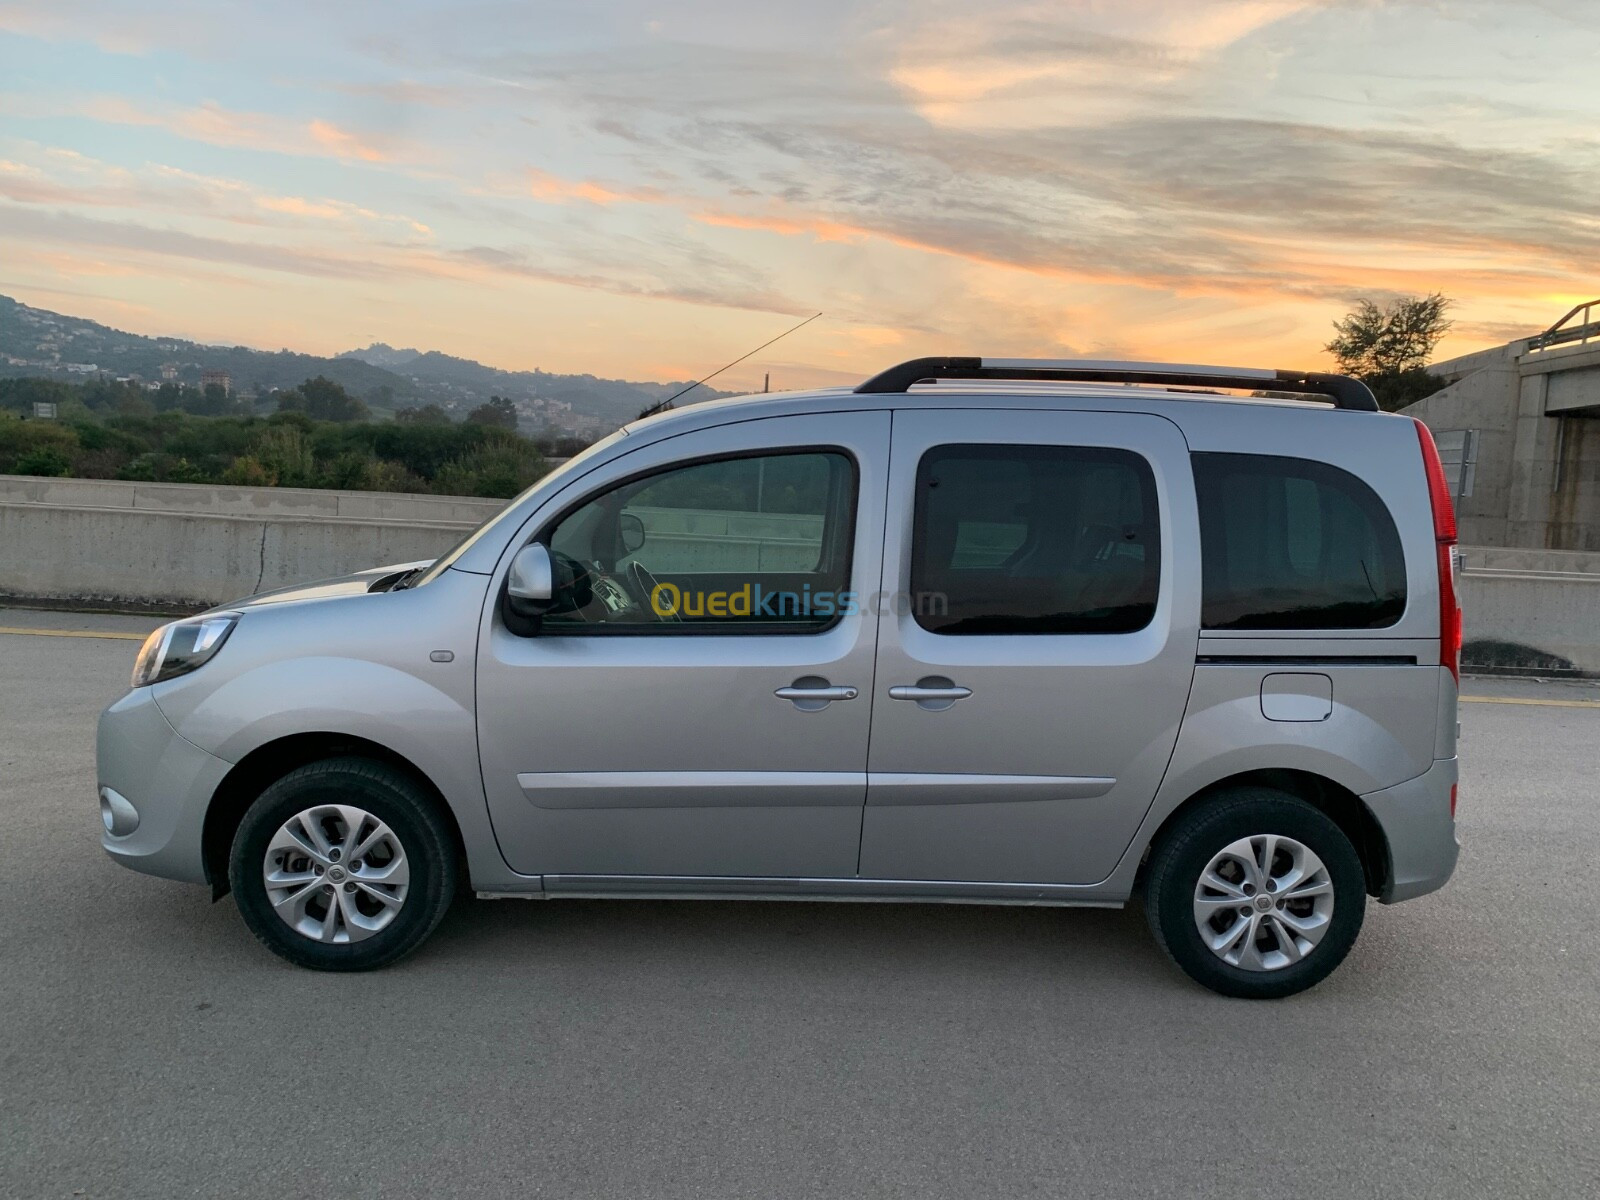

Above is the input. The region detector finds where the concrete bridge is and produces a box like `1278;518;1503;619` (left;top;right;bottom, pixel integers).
1406;299;1600;551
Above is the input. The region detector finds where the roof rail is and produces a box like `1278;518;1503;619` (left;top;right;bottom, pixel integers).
853;357;1379;412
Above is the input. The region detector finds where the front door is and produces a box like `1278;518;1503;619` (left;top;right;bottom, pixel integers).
477;411;890;882
860;408;1200;885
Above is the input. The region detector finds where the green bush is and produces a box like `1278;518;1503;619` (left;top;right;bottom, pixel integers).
1;375;553;497
219;455;273;487
432;441;546;498
14;446;72;476
0;416;79;474
251;425;317;488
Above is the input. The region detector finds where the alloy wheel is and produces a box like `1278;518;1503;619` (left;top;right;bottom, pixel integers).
262;804;410;944
1192;834;1335;972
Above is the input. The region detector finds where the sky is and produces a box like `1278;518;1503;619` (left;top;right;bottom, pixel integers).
2;0;1598;392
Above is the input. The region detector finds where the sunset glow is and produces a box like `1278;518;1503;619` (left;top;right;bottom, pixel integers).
2;0;1597;390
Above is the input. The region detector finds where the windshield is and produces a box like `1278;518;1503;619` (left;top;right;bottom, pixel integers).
409;428;629;587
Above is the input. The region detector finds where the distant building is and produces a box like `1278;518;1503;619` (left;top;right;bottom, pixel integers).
160;363;178;381
1406;298;1600;550
201;369;232;396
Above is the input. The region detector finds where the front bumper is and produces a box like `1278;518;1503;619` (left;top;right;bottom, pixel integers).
96;687;231;885
1362;756;1460;904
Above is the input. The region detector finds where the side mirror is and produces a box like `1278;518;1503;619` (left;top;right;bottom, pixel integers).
509;543;554;604
506;543;554;624
619;512;646;555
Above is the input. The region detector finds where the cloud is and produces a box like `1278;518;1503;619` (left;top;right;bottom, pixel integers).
444;243;807;315
0;0;180;55
58;95;400;163
525;167;663;205
5;0;1598;377
307;118;390;162
0;206;412;282
252;192;432;235
0;149;431;236
691;210;869;244
0;154;807;319
876;1;1331;129
623;105;1600;306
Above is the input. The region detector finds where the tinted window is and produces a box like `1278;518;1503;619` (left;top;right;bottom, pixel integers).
1194;453;1406;629
911;445;1160;635
541;450;855;633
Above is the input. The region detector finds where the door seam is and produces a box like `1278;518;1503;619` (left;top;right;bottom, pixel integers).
856;406;895;876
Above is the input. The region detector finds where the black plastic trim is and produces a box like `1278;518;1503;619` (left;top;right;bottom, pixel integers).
1195;655;1419;666
853;357;1379;411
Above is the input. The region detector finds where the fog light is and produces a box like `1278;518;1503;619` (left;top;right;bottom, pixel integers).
99;786;140;837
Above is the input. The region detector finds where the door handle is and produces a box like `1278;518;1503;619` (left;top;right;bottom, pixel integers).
775;685;858;702
888;677;971;711
888;686;971;702
775;677;858;712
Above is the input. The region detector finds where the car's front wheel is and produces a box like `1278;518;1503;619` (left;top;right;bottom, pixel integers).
1144;788;1366;999
229;757;457;970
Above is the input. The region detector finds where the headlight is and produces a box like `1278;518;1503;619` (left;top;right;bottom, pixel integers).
131;613;240;688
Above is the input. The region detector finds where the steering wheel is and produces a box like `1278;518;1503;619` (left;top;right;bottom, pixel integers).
629;561;682;622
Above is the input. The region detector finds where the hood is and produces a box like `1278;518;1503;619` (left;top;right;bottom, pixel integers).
215;560;434;612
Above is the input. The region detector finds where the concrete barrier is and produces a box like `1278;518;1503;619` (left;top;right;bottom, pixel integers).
3;475;1598;674
0;473;835;612
0;475;504;611
1460;545;1600;675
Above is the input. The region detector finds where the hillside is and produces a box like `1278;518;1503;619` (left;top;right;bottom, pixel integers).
0;295;729;431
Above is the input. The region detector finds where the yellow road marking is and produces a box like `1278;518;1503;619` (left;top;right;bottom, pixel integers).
1461;694;1600;709
0;625;147;641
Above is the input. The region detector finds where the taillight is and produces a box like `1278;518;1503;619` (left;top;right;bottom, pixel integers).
1414;420;1461;679
1450;783;1459;819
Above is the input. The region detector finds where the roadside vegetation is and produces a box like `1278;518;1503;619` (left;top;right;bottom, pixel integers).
1326;293;1454;411
1;294;1456;492
0;376;592;498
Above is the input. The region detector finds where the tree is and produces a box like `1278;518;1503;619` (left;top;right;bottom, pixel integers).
184;383;234;417
465;395;518;430
396;403;451;425
1326;293;1454;411
278;376;369;422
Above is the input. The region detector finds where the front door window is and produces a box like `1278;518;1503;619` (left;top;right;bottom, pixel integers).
541;450;856;633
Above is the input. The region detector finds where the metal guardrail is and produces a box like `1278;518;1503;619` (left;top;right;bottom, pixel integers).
1526;300;1600;353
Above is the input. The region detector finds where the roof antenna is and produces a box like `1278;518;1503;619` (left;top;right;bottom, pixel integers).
637;312;822;420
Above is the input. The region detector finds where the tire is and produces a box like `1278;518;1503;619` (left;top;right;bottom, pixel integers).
1144;787;1366;999
229;756;458;971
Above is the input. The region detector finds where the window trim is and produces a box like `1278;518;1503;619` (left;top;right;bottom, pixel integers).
1193;451;1408;633
521;444;861;638
908;441;1163;637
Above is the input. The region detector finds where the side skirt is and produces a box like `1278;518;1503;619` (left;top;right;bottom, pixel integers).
478;875;1127;907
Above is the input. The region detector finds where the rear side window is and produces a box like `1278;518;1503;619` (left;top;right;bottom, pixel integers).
911;444;1160;635
1194;453;1406;629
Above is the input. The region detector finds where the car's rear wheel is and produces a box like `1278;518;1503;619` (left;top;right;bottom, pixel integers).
1144;787;1365;999
229;757;457;970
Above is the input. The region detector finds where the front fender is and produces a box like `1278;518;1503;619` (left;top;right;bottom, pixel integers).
164;656;471;764
144;570;534;892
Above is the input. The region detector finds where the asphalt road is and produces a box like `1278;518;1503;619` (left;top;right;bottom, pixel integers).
2;607;1598;1199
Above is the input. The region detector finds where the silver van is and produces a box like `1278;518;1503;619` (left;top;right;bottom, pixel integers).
97;358;1461;998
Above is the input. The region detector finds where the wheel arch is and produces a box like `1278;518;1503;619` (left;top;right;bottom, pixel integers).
201;733;468;900
1139;768;1391;898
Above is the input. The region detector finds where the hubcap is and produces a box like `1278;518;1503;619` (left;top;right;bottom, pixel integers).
1193;834;1334;972
262;805;409;944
